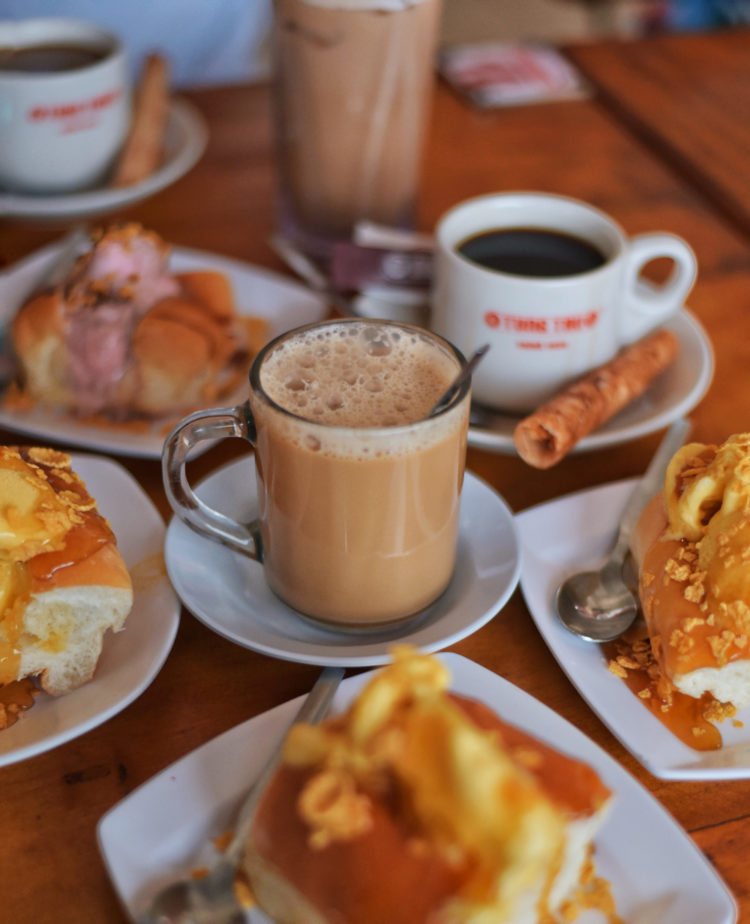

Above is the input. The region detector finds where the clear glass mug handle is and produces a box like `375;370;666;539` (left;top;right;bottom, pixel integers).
162;401;262;559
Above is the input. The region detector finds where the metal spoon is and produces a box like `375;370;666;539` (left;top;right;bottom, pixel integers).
429;343;490;417
555;417;692;642
137;665;345;924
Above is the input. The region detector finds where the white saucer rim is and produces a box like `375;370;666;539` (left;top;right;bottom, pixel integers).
0;97;207;219
467;309;714;454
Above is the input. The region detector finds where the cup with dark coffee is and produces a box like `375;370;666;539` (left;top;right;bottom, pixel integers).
0;18;130;193
431;191;697;413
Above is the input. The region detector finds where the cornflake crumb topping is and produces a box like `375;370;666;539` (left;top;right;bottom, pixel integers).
669;629;694;655
664;434;750;649
610;434;750;747
704;699;737;724
0;446;97;563
607;660;627;679
554;852;624;924
707;633;735;666
665;558;691;583
282;648;618;922
607;629;736;736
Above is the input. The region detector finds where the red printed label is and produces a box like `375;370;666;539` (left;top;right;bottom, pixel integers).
27;88;122;133
483;309;599;348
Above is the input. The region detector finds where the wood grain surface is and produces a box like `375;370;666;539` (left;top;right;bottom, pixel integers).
1;31;750;922
567;26;750;237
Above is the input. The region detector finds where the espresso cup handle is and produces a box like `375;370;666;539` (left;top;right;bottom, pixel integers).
618;232;697;343
162;402;261;559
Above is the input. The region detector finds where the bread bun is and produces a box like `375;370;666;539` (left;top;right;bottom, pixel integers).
630;434;750;708
241;650;613;924
9;291;75;410
8;225;268;420
0;446;132;700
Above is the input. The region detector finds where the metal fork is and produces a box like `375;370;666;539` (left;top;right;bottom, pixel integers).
136;665;345;924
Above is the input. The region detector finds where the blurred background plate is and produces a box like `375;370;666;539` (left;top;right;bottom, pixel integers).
0;240;328;457
0;98;207;221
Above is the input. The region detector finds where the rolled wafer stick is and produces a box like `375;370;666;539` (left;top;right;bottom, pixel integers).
513;328;679;469
112;53;170;187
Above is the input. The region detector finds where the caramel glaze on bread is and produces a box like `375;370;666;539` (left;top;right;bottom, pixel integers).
241;650;615;924
0;446;132;703
629;434;750;709
246;696;611;924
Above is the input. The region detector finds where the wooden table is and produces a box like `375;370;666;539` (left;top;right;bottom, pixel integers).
567;26;750;237
2;28;750;923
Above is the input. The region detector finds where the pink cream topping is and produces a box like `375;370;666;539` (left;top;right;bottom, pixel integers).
62;227;180;413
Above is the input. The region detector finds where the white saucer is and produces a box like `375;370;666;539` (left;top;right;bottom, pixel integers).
517;478;750;780
467;309;714;454
0;240;327;458
0;453;180;768
98;653;737;924
0;98;207;221
164;463;521;667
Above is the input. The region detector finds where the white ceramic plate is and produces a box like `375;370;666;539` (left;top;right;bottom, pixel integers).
164;463;520;667
97;652;737;924
0;98;207;221
467;309;714;454
517;478;750;780
0;242;327;458
0;453;180;768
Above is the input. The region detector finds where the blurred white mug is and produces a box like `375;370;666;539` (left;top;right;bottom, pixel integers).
431;191;697;413
0;18;130;193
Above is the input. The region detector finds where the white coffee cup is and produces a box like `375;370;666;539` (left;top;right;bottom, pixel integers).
431;191;697;413
0;18;130;193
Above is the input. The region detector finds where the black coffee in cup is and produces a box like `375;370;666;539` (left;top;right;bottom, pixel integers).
0;43;107;73
457;227;607;278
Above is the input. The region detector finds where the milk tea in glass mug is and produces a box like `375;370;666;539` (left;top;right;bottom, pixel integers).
163;319;470;628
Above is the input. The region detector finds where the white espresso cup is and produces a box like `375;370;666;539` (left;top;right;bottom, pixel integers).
431;191;697;413
0;18;130;193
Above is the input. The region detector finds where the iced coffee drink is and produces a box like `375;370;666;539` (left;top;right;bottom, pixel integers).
272;0;442;257
250;319;468;626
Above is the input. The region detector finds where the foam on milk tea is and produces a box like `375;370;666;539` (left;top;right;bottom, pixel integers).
252;321;469;627
259;322;459;436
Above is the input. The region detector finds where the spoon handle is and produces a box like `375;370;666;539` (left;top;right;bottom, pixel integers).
610;417;692;565
227;665;345;859
429;344;490;417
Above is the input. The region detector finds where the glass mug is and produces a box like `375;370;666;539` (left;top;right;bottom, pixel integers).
272;0;443;261
163;318;470;629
